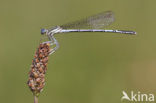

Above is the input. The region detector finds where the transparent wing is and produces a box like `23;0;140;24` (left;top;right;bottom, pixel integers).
60;11;115;29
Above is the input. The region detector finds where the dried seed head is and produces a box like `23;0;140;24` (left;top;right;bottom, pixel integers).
27;42;51;97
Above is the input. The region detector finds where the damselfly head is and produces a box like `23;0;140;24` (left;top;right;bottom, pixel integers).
41;29;47;35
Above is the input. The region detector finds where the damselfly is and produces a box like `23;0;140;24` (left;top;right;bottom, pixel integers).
41;11;136;55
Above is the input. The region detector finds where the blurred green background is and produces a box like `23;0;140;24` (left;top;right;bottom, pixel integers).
0;0;156;103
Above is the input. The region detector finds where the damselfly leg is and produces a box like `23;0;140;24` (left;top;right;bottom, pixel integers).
47;35;59;55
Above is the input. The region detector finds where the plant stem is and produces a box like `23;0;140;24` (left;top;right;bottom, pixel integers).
34;96;38;103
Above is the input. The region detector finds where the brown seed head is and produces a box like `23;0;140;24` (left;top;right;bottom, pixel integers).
27;42;51;97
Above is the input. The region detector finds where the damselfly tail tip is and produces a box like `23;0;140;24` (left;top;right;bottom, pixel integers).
131;31;137;35
124;31;137;35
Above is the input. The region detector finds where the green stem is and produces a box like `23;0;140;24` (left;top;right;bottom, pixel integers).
34;96;38;103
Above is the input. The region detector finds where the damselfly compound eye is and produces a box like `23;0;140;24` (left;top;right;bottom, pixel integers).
41;29;47;35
